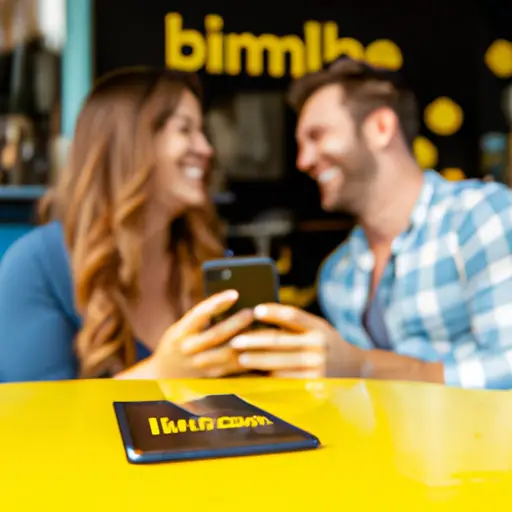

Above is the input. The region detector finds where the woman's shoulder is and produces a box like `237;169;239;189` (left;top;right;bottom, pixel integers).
1;221;66;271
0;221;78;321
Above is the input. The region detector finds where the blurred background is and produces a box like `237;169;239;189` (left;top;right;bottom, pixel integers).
0;0;511;313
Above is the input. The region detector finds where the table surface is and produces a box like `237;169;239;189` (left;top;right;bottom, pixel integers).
0;378;510;511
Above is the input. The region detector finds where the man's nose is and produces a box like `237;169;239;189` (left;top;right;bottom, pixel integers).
296;146;316;172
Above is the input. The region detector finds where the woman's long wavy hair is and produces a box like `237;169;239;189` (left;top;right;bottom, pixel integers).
39;67;224;378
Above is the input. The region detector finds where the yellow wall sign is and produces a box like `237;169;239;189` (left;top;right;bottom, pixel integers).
148;415;274;436
165;13;403;77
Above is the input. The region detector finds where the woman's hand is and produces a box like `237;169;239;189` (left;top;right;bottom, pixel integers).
146;290;254;378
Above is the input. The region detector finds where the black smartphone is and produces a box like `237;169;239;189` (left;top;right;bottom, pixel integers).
202;256;280;328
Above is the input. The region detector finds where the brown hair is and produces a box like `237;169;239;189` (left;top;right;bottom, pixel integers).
39;67;224;378
288;59;419;148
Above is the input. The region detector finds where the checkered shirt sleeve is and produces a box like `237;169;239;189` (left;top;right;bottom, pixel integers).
444;184;512;388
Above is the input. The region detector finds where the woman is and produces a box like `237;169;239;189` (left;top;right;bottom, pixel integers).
0;67;255;382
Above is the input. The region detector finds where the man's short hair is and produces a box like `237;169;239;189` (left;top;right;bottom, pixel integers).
287;58;419;148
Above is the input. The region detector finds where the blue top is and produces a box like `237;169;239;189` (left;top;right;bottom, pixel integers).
0;221;151;382
318;171;512;390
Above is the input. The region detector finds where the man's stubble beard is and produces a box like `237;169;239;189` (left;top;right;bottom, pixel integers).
329;145;378;217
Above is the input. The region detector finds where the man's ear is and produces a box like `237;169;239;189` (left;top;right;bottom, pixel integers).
361;107;398;151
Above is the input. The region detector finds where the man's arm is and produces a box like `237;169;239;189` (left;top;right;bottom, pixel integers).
229;300;446;381
347;349;445;383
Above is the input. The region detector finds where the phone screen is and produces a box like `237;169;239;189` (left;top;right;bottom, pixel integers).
202;258;279;327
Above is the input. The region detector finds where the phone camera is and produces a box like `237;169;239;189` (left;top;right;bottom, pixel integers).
221;269;232;280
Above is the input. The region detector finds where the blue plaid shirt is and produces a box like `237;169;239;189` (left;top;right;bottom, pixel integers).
318;171;512;390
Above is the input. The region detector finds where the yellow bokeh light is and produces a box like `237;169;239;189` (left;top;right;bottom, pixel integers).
413;136;438;169
424;97;463;136
365;40;403;70
485;39;512;78
441;168;465;181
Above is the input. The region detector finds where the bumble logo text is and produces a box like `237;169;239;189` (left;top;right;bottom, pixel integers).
165;13;403;78
148;415;274;436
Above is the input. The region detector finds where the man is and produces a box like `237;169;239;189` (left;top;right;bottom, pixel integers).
230;59;512;389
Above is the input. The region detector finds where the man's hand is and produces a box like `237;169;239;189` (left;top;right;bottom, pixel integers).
229;303;364;378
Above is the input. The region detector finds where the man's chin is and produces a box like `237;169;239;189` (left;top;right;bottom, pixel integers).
319;181;345;211
320;201;333;212
320;193;340;212
321;194;355;214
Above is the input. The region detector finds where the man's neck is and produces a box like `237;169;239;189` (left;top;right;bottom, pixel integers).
359;159;425;248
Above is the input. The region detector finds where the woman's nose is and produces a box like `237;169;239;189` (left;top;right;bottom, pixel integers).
196;132;214;158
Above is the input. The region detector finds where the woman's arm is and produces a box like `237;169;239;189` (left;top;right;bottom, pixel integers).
114;357;157;379
0;231;79;382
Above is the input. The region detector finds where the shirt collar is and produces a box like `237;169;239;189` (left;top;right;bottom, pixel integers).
349;170;441;270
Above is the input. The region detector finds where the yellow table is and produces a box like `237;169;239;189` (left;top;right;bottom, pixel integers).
0;378;511;511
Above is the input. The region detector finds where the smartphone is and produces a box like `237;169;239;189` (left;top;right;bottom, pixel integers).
202;256;280;328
